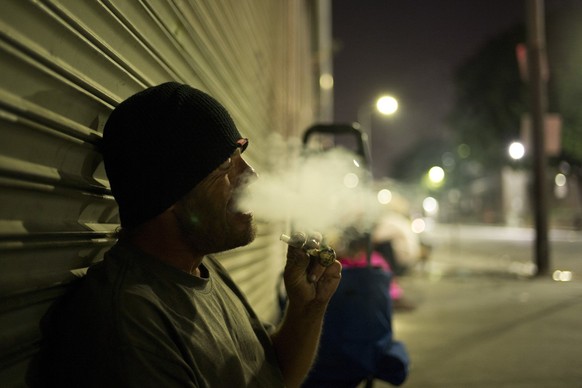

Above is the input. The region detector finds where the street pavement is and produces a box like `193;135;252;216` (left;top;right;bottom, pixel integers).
364;223;582;388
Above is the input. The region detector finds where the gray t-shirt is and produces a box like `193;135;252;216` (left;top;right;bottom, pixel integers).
36;242;284;388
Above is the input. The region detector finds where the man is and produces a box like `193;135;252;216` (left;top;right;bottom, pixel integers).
33;82;341;387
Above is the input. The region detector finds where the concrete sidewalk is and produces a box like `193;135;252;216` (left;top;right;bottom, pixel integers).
366;225;582;387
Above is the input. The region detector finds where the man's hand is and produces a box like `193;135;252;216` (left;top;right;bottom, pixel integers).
283;234;341;311
272;232;341;388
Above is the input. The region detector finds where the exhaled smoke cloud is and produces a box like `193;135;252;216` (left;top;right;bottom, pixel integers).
237;135;382;237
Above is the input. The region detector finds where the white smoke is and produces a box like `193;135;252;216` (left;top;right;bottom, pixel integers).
238;134;383;238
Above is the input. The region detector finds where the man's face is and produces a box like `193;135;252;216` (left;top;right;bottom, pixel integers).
173;146;257;254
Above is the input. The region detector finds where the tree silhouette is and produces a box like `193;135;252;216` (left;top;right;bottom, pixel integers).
447;6;582;206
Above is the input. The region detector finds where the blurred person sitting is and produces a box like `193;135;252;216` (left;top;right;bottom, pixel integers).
372;211;422;277
337;229;405;304
301;228;409;388
28;82;342;388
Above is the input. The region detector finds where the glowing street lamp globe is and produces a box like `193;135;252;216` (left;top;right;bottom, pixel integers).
376;95;398;115
428;166;445;184
508;141;525;160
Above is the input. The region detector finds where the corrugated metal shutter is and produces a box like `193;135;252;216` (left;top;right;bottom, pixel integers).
0;0;318;385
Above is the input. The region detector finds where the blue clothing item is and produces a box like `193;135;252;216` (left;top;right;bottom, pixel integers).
302;267;409;387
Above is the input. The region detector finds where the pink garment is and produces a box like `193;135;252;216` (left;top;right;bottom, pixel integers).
339;251;404;300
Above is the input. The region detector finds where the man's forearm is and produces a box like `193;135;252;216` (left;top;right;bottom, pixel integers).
270;301;327;388
273;239;342;387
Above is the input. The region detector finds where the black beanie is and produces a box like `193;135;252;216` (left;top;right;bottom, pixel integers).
102;82;245;228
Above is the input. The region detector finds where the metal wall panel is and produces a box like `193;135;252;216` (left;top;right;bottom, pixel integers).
0;0;319;385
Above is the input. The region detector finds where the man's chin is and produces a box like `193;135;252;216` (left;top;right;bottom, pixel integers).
228;214;257;248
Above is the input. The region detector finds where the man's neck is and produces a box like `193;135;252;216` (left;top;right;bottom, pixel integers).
128;211;205;276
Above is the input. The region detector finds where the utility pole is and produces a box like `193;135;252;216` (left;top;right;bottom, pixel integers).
526;0;550;276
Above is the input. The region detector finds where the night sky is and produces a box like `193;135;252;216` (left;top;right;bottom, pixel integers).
331;0;575;178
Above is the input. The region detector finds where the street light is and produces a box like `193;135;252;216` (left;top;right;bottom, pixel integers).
357;94;399;132
376;96;398;115
357;94;399;173
428;166;445;185
508;141;525;160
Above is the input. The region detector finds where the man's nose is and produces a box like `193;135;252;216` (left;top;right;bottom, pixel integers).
235;157;258;184
241;164;258;185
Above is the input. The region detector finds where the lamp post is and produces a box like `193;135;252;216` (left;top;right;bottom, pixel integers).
357;94;399;175
526;0;550;276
